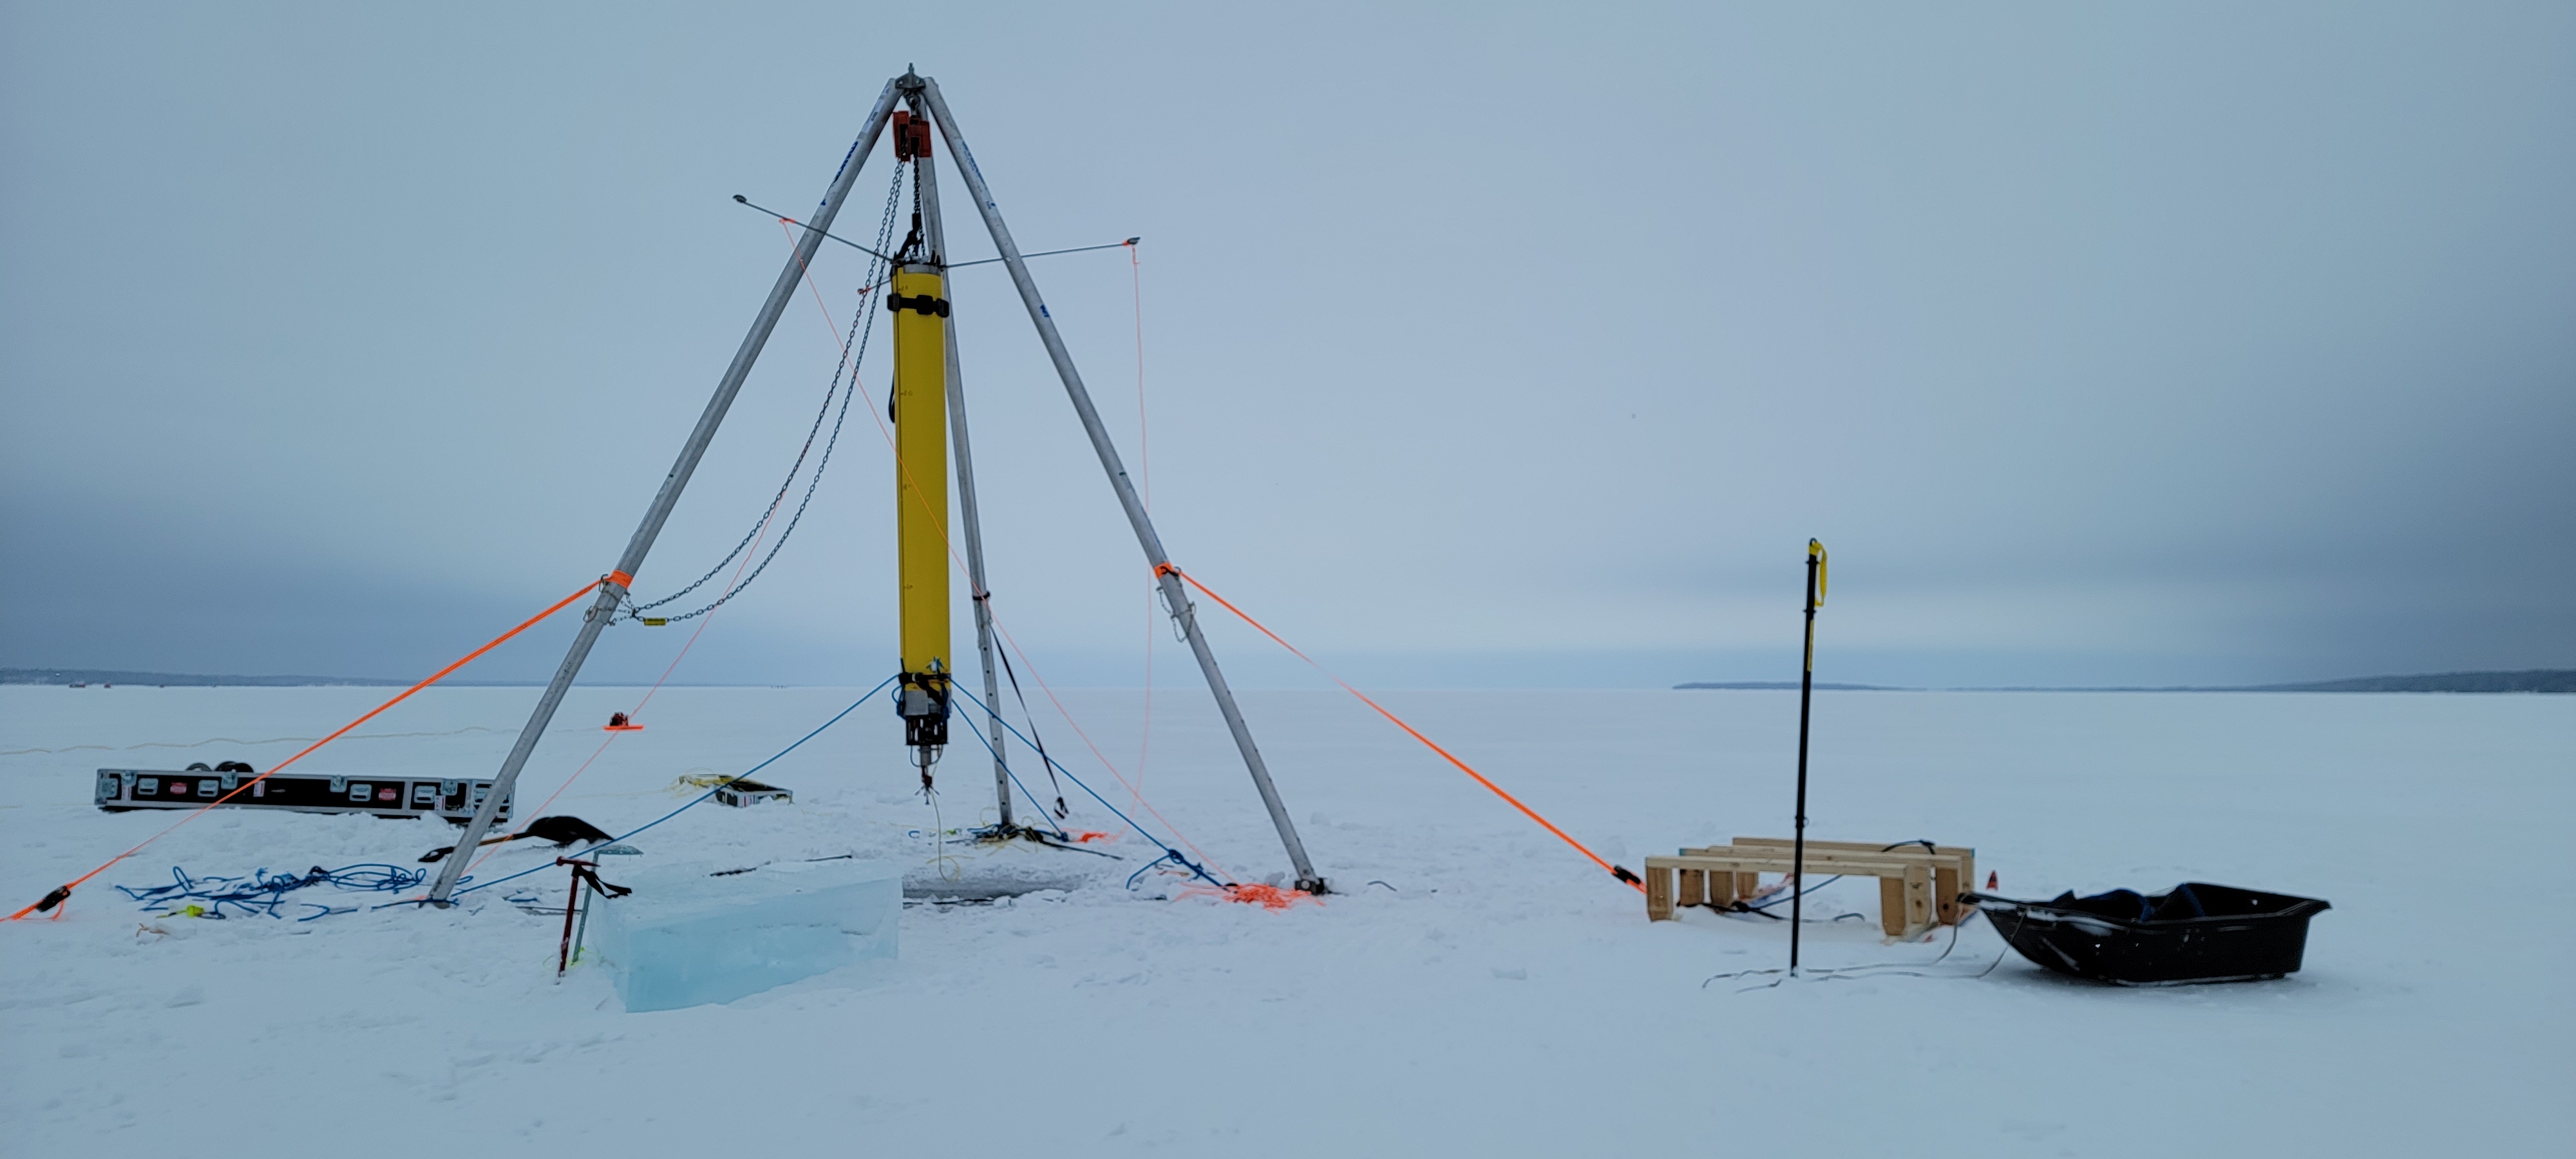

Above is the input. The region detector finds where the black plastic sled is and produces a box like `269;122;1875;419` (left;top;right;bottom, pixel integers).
1967;883;2329;986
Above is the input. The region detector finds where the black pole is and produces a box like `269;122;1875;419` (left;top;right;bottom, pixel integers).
1790;539;1823;975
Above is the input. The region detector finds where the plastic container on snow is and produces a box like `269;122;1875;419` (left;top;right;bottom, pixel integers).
1969;882;2329;986
590;857;900;1012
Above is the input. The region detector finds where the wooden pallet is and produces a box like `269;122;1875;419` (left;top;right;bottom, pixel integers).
1642;838;1975;939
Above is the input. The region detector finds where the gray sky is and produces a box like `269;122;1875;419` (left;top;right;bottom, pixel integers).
4;2;2570;689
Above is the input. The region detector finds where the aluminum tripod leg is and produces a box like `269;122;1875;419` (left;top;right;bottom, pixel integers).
905;88;1014;829
426;80;904;904
915;75;1323;892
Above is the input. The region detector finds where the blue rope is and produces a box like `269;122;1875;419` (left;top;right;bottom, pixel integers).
946;711;1072;840
122;863;429;921
1127;850;1191;890
949;683;1225;889
442;675;899;901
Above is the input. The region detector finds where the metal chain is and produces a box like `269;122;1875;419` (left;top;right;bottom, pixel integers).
622;164;908;623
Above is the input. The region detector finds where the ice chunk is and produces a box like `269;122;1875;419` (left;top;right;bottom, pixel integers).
589;857;899;1013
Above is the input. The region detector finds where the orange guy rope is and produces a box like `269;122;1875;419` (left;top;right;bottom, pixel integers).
1159;565;1646;893
439;221;848;890
7;578;605;921
464;501;782;876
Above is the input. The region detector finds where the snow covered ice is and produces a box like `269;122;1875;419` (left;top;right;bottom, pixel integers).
591;857;899;1012
2;684;2568;1156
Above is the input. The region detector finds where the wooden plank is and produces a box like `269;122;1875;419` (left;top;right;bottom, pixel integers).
1659;845;1958;876
1648;856;1935;876
1676;850;1945;871
1646;862;1674;921
1953;850;1976;922
1739;836;1904;852
1736;872;1761;902
1687;843;1965;870
1650;854;1802;872
1659;845;1958;865
1678;868;1706;908
1733;835;1967;852
1653;852;1963;878
1903;863;1935;939
1690;847;1973;906
1878;876;1907;937
1732;836;1974;860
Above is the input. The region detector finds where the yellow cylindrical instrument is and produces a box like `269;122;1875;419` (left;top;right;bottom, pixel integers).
889;263;952;751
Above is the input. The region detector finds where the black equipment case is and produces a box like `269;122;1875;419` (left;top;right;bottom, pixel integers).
96;767;509;825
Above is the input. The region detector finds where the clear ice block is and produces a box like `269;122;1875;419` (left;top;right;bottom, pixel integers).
589;857;900;1013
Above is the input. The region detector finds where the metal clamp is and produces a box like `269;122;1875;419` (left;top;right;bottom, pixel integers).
886;292;951;317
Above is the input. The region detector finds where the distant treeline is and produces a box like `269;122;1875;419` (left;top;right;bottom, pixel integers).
2237;670;2575;693
1676;670;2575;694
4;668;414;687
1674;681;1902;691
11;666;2568;693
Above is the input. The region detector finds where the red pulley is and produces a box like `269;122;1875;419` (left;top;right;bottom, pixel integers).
891;111;931;161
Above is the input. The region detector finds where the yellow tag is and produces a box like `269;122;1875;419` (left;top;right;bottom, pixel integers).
1809;540;1828;605
641;617;668;627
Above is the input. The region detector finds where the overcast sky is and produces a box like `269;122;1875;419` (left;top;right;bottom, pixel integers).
3;2;2570;690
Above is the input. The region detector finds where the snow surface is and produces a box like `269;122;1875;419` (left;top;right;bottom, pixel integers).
3;684;2568;1156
